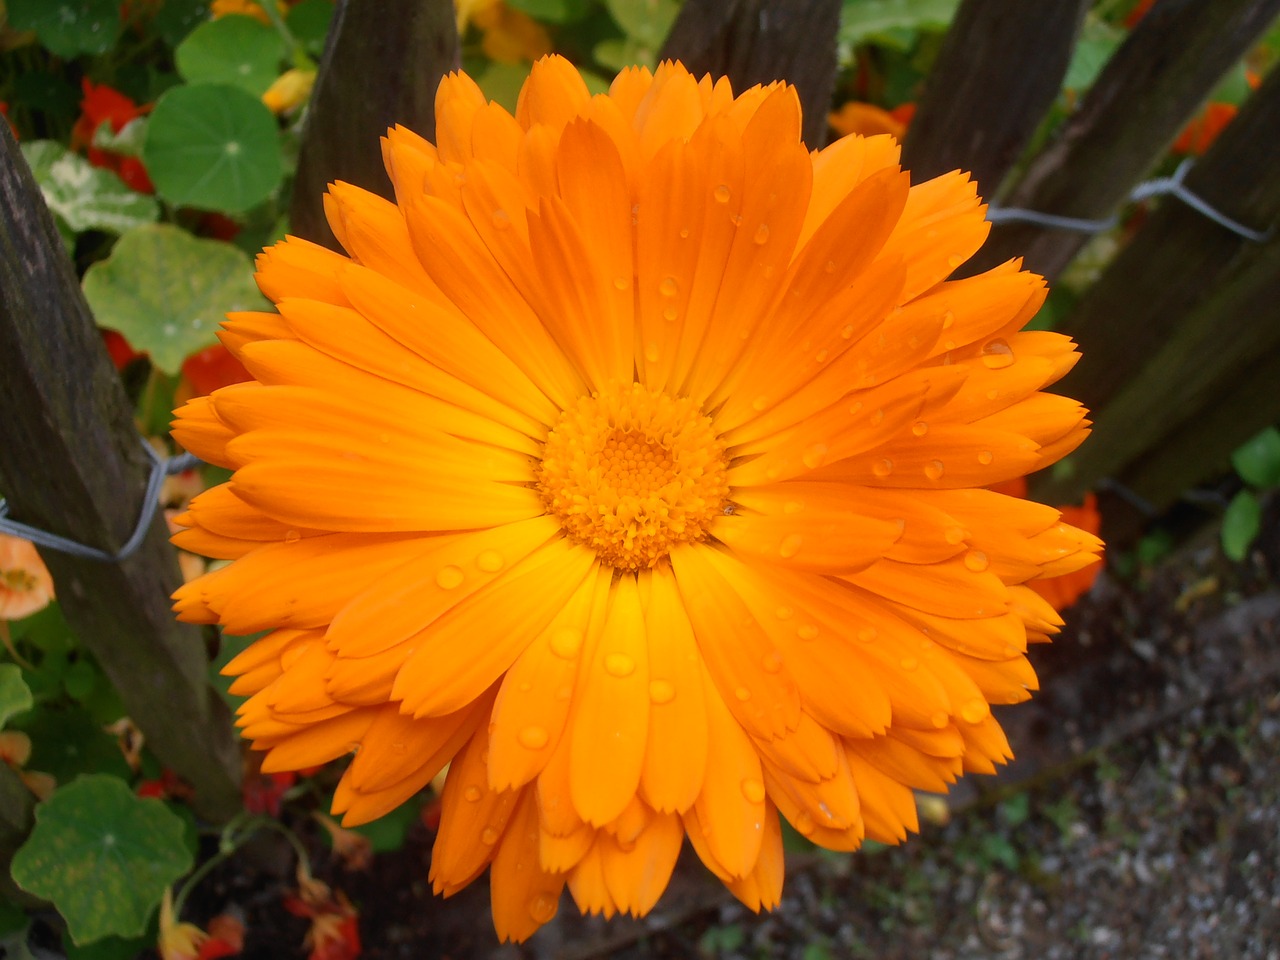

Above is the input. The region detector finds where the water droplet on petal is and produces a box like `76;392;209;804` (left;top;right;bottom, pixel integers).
549;626;582;659
840;324;854;339
931;711;950;729
518;725;549;749
942;311;955;329
734;686;751;701
753;224;770;244
761;651;783;674
775;605;793;620
679;227;691;238
802;444;828;469
605;653;635;677
529;893;558;923
463;785;482;802
824;260;837;273
981;338;1015;369
900;656;918;671
912;421;928;437
751;395;768;411
797;624;819;641
924;460;945;480
659;276;679;297
491;209;511;230
779;533;803;558
794;811;816;835
740;778;766;803
662;305;679;322
476;550;504;572
857;627;877;643
284;529;301;543
481;827;499;845
947;254;964;268
977;450;994;465
961;699;990;724
649;679;675;704
872;458;894;478
436;565;464;589
870;408;884;426
644;342;660;363
986;388;1000;401
713;184;731;203
613;276;630;291
964;550;989;572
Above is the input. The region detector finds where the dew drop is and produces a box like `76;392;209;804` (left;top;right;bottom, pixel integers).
761;651;783;674
986;388;1000;401
815;348;829;363
518;725;549;749
605;653;635;677
802;444;828;469
662;305;679;322
783;500;804;514
869;408;884;426
964;550;989;572
944;525;966;545
549;626;583;659
284;529;301;543
731;214;743;227
436;565;464;589
961;699;989;724
794;811;816;835
659;276;679;297
753;224;770;244
871;458;893;478
796;624;819;641
713;184;731;203
476;550;504;572
644;342;661;363
529;894;558;923
518;681;532;693
980;338;1015;369
491;209;511;230
463;785;482;802
931;711;950;729
840;324;854;339
481;827;499;845
857;627;876;643
924;460;945;481
740;778;766;803
824;260;837;273
775;605;793;620
751;395;768;411
900;656;918;671
734;686;751;701
613;276;630;291
947;254;964;268
779;533;803;558
977;450;995;465
911;421;928;437
848;400;863;415
648;679;675;704
679;227;691;238
941;310;955;329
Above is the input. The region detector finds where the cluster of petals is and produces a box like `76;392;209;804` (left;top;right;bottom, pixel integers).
171;56;1102;940
0;533;55;621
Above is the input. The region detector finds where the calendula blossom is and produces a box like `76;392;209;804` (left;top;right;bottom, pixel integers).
172;56;1102;941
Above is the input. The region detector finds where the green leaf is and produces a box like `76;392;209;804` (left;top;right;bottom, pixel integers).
16;708;132;783
82;224;267;374
148;0;211;47
176;17;286;96
10;775;193;946
605;0;678;51
1063;15;1123;92
64;933;154;960
19;141;160;235
1222;489;1262;562
351;794;423;853
1231;427;1280;489
287;0;336;56
0;665;33;728
143;83;283;214
61;660;100;703
91;117;147;158
504;0;590;23
839;0;961;47
472;60;534;113
7;0;122;58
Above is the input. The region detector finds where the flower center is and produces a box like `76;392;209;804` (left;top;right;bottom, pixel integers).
536;382;729;570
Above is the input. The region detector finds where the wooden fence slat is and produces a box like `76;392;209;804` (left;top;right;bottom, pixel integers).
289;0;459;249
900;0;1088;196
659;0;842;148
0;123;241;821
969;0;1280;282
1055;63;1280;418
1038;235;1280;509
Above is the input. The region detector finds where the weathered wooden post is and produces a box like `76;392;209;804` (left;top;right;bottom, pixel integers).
0;122;241;821
290;0;460;248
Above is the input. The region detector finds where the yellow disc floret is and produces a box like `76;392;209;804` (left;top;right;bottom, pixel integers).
537;382;729;569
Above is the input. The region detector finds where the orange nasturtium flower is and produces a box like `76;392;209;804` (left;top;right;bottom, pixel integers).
171;57;1102;941
0;534;55;621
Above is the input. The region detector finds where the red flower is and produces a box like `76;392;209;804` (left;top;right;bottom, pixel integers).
242;769;296;816
72;79;155;194
181;344;254;398
284;871;362;960
102;329;144;370
1171;101;1238;156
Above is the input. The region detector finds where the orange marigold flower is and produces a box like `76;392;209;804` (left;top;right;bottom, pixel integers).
828;100;912;141
172;56;1102;941
0;534;55;621
990;477;1102;610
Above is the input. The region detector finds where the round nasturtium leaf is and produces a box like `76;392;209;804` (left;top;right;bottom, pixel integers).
0;664;33;728
10;775;193;946
82;223;268;374
1231;427;1280;490
143;83;283;214
20;141;159;235
6;0;122;58
175;16;285;96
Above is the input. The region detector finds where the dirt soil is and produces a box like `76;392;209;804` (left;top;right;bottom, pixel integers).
47;499;1279;960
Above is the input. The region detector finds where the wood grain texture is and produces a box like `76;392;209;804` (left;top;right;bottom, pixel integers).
0;122;241;821
290;0;459;248
971;0;1280;281
660;0;842;147
901;0;1088;196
